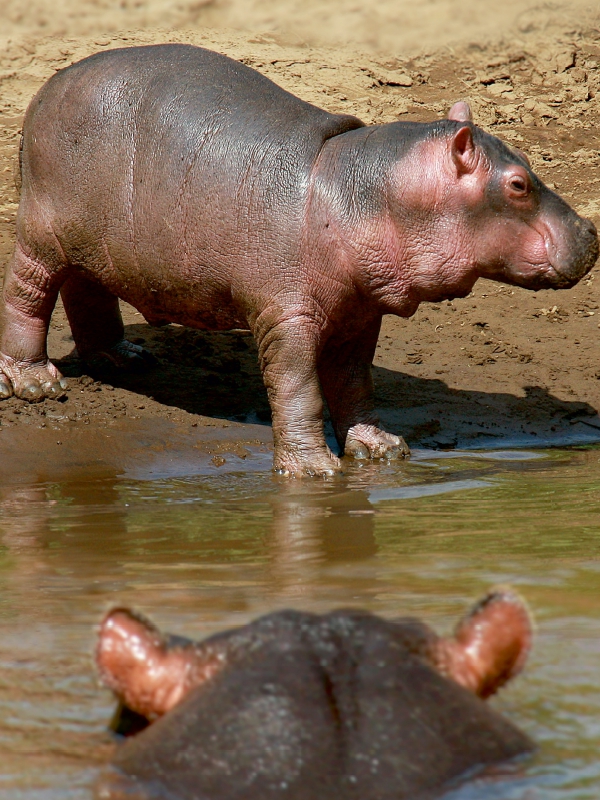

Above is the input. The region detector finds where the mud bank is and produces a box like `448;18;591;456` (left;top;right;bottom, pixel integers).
1;5;600;463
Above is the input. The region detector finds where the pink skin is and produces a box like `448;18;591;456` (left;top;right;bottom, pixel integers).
1;46;597;479
96;587;533;723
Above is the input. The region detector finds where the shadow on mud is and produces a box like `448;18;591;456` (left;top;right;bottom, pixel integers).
56;322;600;450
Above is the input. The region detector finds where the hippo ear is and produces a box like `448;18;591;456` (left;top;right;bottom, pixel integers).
96;608;196;721
439;587;533;699
447;101;473;122
451;126;477;176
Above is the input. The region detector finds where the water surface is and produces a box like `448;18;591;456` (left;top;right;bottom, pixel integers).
1;445;600;798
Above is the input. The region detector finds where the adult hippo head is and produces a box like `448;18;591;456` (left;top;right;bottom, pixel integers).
95;587;534;799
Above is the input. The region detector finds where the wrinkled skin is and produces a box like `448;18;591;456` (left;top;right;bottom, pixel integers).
2;46;597;476
95;588;533;800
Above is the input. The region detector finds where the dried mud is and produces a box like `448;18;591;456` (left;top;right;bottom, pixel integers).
2;1;600;470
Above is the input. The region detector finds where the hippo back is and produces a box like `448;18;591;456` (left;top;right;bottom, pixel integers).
19;45;365;322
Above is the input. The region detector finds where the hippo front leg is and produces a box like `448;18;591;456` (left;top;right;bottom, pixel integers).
257;318;341;477
318;323;409;461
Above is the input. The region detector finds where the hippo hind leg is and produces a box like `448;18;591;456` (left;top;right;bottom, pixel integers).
60;273;155;375
0;240;68;401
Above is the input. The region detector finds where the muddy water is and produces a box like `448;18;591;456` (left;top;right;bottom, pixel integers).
1;444;600;799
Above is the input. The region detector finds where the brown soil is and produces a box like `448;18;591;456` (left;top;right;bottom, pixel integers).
2;1;600;469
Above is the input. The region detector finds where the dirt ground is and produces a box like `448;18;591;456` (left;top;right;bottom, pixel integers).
2;0;600;468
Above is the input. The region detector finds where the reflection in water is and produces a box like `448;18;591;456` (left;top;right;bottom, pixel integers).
0;448;600;798
369;478;492;502
1;485;50;548
0;472;130;622
268;483;377;596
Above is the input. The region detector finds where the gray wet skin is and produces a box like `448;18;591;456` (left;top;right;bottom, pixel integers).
95;589;533;800
2;45;597;476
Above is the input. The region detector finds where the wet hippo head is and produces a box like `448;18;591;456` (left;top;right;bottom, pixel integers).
442;102;599;291
96;588;534;800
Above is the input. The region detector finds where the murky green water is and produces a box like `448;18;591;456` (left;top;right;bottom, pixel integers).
1;445;600;798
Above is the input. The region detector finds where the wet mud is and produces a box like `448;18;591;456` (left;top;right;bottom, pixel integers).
0;299;599;471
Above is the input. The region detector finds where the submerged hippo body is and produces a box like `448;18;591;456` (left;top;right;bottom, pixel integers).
95;589;533;800
3;45;597;475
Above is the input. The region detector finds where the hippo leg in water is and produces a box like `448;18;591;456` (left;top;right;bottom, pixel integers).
3;45;597;475
95;588;533;800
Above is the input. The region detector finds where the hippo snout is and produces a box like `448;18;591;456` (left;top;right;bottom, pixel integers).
548;214;599;287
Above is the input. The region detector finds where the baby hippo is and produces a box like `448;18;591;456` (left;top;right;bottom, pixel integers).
95;588;533;800
2;44;598;476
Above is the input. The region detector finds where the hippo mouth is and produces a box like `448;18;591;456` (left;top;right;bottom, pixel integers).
504;217;600;291
509;258;592;291
505;263;575;292
546;262;587;289
487;214;598;291
546;230;599;289
543;215;599;288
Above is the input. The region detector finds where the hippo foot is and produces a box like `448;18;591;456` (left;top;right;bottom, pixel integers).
82;339;156;375
273;447;342;478
344;424;410;460
0;353;67;401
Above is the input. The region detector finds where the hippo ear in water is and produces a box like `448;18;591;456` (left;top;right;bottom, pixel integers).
96;608;223;722
447;101;473;122
438;587;533;699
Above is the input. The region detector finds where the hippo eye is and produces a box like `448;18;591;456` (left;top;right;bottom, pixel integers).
508;175;529;196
